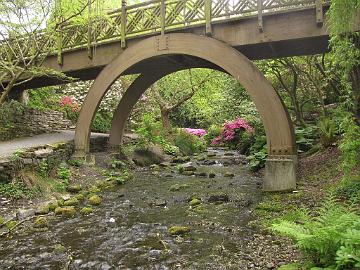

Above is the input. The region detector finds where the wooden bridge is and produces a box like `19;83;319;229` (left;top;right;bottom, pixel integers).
14;0;332;90
5;0;359;192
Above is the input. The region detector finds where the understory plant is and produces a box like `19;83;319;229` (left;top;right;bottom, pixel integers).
211;117;254;149
174;129;206;155
272;197;360;269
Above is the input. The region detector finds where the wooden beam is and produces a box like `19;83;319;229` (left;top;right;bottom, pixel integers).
257;0;263;32
160;0;166;36
205;0;212;36
315;0;323;26
121;0;127;48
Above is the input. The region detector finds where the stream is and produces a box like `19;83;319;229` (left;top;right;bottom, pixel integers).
0;148;263;270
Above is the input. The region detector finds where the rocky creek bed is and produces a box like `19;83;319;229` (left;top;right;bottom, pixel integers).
0;149;300;269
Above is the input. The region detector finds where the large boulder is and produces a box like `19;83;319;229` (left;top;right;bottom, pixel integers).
131;144;170;166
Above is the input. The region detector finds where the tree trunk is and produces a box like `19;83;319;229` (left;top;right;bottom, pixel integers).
160;108;172;131
351;64;360;124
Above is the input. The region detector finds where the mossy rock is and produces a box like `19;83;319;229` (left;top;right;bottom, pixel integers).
224;172;235;177
207;152;216;157
208;172;216;178
189;198;201;207
0;215;4;225
169;184;189;192
80;207;93;215
66;184;82;193
57;199;64;207
61;207;76;218
53;244;66;253
37;205;50;215
5;220;17;230
88;195;102;206
168;226;190;235
195;172;207;178
75;193;85;201
54;207;76;218
63;197;79;206
34;217;48;228
48;201;59;211
88;185;101;194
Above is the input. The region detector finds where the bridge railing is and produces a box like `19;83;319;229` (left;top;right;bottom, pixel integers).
1;0;329;64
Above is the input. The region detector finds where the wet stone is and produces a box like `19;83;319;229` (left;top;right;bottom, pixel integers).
208;193;230;204
155;199;167;207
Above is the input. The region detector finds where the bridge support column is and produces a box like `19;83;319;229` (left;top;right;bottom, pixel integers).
264;155;297;191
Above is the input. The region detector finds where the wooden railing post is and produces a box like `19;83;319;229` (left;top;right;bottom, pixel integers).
205;0;212;36
87;0;93;59
160;0;166;35
257;0;263;32
121;0;127;48
315;0;323;26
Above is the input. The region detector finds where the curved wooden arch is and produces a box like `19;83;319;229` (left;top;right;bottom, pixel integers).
75;33;295;157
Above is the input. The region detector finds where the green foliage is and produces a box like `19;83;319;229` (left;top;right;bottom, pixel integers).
57;164;71;182
91;112;113;133
339;117;360;178
318;118;337;147
136;113;165;144
335;176;360;203
328;0;360;36
173;129;206;156
295;125;318;153
204;124;222;145
67;158;83;167
0;181;35;199
161;142;179;156
38;160;49;177
247;135;267;171
272;197;360;269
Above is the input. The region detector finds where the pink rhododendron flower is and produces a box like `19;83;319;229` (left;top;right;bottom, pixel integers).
184;128;207;137
211;118;253;146
60;96;80;112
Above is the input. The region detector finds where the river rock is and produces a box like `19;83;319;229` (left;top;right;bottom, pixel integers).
168;226;190;235
16;209;35;220
208;193;229;204
80;207;93;215
88;195;102;206
155;199;167;207
66;184;82;193
34;148;53;158
195;172;207;178
132;145;169;166
224;172;235;177
63;197;79;206
183;163;197;171
34;217;48;228
208;172;216;178
206;152;216;157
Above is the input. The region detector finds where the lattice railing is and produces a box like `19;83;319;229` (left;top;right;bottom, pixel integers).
1;0;329;63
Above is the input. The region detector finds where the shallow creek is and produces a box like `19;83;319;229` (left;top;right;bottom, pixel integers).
0;149;263;270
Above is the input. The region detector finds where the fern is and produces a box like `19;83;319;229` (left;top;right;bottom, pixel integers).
272;197;360;269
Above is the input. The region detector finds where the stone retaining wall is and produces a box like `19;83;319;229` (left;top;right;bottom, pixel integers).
0;108;72;141
0;136;109;183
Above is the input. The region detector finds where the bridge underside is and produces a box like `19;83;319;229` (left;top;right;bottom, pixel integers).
11;7;331;92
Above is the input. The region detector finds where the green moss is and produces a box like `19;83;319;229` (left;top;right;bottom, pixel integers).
88;185;101;194
53;244;66;253
80;207;93;215
37;205;50;214
63;197;79;206
169;184;189;192
6;220;17;230
75;193;85;201
61;206;76;218
88;195;102;206
224;172;235;177
189;198;202;207
66;184;82;193
168;226;190;235
54;206;76;218
48;201;58;211
57;199;64;207
0;215;4;225
34;217;48;228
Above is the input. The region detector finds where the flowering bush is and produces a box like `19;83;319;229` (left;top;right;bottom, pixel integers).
211;118;254;147
184;128;207;137
59;96;79;112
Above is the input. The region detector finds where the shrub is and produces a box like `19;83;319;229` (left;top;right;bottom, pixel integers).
174;129;206;155
335;175;360;204
211;118;254;149
247;135;267;171
272;197;360;269
204;124;222;145
136;113;165;144
183;128;207;137
318;117;337;147
295;125;319;153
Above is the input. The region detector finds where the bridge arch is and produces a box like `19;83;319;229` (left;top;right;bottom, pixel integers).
75;33;297;191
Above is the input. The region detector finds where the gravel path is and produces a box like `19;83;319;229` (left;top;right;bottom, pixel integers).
0;130;109;159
